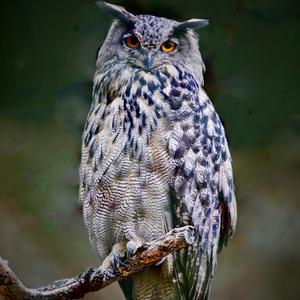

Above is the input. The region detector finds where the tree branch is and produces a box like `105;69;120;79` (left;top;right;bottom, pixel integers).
0;225;194;300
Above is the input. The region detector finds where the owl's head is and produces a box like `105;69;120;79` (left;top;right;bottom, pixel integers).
96;1;208;79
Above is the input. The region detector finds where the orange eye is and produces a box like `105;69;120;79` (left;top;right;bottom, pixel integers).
161;40;177;53
124;35;140;49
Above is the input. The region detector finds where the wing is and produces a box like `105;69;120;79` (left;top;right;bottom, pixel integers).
168;87;237;300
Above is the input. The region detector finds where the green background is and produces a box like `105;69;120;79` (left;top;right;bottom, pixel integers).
1;0;300;299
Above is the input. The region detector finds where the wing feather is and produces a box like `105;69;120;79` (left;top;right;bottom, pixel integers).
169;88;237;299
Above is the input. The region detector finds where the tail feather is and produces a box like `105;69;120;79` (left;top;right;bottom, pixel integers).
173;238;214;300
131;264;175;300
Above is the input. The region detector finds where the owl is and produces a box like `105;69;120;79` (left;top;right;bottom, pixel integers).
79;1;237;300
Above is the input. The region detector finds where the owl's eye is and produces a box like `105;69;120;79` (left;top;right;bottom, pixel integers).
124;35;140;49
161;40;177;53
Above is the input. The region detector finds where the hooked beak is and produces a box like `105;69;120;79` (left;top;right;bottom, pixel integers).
144;52;154;72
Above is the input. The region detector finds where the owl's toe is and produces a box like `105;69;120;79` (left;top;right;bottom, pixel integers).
99;256;115;277
126;238;143;259
102;269;115;279
111;242;127;271
112;253;126;270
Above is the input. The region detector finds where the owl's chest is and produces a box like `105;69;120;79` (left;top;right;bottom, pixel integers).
97;107;174;182
90;123;175;233
82;65;199;189
83;89;175;189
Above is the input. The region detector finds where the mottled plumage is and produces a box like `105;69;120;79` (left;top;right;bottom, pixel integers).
79;2;237;300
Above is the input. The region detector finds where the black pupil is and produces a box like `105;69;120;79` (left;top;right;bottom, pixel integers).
164;41;172;49
130;36;138;45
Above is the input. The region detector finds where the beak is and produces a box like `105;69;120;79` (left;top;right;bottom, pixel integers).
144;52;153;72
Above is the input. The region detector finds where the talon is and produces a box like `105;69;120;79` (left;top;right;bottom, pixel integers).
126;238;143;259
154;257;166;267
113;253;127;267
126;247;134;260
103;269;114;278
110;255;118;273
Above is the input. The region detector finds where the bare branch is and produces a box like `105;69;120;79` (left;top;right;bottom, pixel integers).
0;226;194;300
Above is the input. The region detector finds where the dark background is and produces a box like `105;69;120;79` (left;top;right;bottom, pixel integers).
1;1;300;299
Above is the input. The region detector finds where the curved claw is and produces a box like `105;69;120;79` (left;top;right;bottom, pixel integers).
126;247;134;260
110;255;118;273
102;269;114;279
126;238;143;260
154;257;166;267
112;253;127;268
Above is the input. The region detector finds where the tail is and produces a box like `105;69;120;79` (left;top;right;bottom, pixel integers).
172;241;214;300
120;262;176;300
119;248;213;300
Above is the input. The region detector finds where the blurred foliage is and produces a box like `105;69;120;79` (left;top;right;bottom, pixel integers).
0;1;299;299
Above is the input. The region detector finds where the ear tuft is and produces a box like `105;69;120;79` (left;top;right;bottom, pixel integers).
95;1;135;26
173;18;209;34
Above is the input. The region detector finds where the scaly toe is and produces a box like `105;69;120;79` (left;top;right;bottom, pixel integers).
126;238;143;259
112;253;127;268
110;242;127;271
102;269;115;279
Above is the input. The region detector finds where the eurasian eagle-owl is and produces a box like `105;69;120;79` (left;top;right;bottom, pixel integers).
79;1;237;299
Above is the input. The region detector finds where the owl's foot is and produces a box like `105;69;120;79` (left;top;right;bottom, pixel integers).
100;242;127;274
126;237;143;259
99;259;115;278
111;242;128;272
102;269;114;279
100;238;144;275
